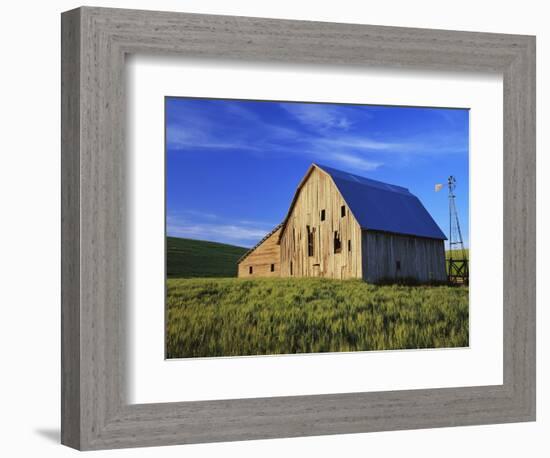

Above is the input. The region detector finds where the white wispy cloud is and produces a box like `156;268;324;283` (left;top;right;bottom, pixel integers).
167;212;277;247
327;153;382;171
317;137;408;152
166;124;260;151
173;209;219;220
168;223;268;244
280;103;354;131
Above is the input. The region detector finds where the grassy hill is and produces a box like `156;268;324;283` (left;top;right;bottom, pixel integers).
446;248;469;260
167;237;249;278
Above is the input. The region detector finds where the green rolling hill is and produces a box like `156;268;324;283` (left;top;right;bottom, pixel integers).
445;248;469;260
167;237;249;278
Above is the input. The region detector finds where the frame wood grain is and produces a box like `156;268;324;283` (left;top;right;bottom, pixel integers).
61;6;536;450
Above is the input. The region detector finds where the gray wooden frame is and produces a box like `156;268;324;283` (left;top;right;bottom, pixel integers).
61;6;536;451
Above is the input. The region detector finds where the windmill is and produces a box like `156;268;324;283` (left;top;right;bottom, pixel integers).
436;176;469;284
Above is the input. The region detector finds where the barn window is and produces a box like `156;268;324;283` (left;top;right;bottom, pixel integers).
396;261;401;271
290;261;293;276
348;239;351;252
320;209;326;221
249;266;253;274
341;205;346;217
334;231;342;253
306;225;315;257
271;264;275;272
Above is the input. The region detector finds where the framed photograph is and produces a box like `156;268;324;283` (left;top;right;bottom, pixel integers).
61;6;535;450
164;97;470;360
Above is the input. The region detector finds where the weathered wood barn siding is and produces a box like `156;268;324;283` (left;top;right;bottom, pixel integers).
361;231;447;283
279;167;362;279
238;227;281;278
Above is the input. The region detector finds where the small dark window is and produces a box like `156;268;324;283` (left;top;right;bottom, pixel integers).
320;209;326;221
396;261;401;271
306;225;315;257
348;240;351;252
249;266;253;274
270;264;275;272
290;261;293;276
334;231;342;253
341;205;346;217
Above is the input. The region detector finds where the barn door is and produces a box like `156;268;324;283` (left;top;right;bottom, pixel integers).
312;264;320;277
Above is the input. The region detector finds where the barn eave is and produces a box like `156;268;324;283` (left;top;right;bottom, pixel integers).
362;227;448;241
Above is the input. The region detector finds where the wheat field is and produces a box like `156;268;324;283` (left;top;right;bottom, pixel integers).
166;277;469;358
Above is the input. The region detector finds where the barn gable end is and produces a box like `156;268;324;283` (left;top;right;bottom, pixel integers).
278;166;363;279
237;226;282;278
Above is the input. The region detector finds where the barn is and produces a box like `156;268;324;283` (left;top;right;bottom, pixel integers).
237;163;447;283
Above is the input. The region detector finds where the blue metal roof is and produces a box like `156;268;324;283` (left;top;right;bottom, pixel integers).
315;164;447;240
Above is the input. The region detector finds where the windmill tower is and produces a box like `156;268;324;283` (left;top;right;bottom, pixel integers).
446;176;469;284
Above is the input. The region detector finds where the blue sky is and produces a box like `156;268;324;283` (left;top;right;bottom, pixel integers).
166;97;469;249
